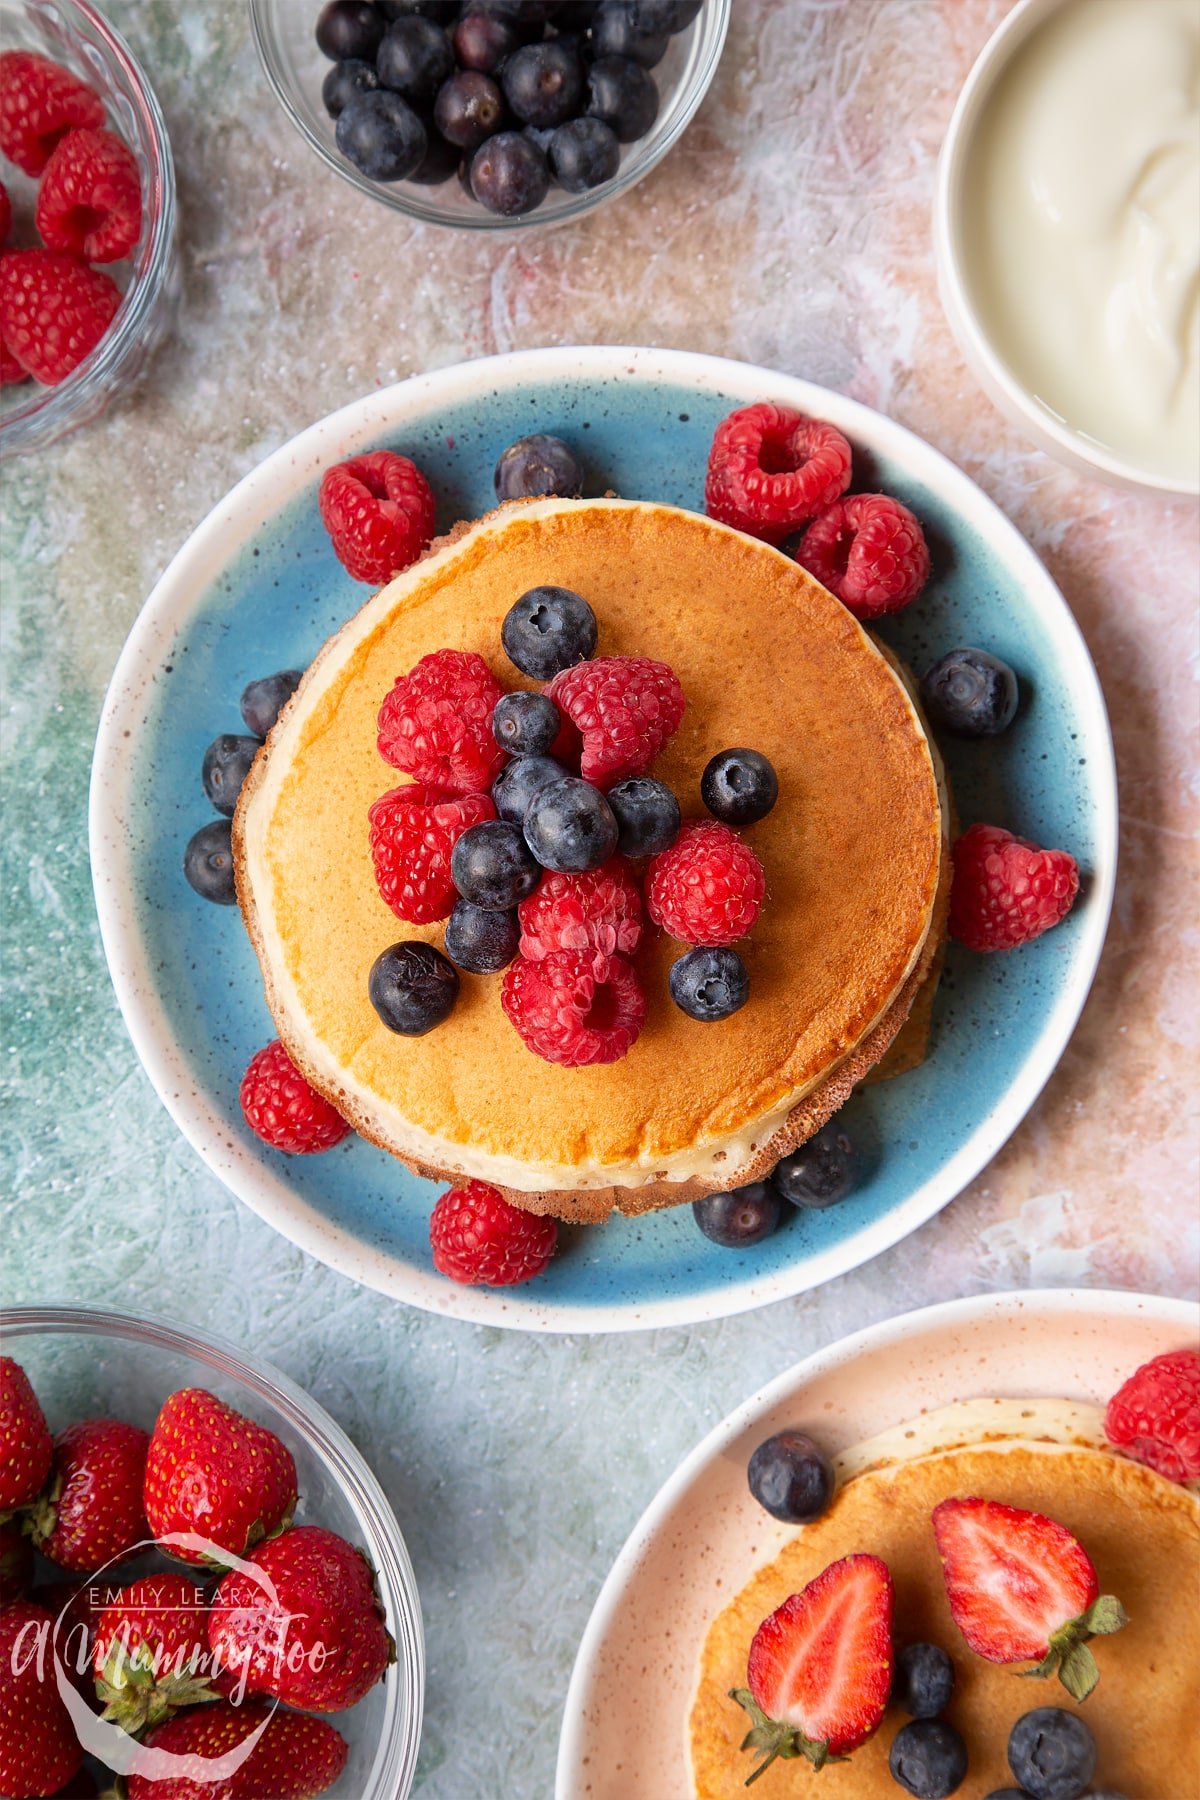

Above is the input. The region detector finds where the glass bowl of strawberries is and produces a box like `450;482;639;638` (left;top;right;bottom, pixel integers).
0;1302;423;1799
0;0;178;456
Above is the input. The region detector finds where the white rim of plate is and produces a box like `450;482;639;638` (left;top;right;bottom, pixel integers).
88;346;1118;1333
555;1286;1199;1796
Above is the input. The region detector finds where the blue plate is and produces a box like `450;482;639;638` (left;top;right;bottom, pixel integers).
89;348;1115;1332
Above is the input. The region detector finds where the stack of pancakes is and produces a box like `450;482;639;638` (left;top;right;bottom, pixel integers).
235;498;948;1222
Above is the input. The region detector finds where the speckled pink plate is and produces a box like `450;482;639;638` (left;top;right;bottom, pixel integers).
555;1287;1198;1799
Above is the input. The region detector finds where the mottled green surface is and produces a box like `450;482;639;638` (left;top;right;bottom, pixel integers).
2;4;1197;1796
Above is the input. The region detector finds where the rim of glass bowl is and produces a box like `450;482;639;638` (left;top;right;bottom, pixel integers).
0;0;177;457
249;0;731;232
0;1301;425;1800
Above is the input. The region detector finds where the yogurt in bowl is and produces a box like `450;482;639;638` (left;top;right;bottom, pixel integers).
937;0;1200;495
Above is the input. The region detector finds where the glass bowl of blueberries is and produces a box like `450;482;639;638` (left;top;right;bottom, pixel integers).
250;0;730;228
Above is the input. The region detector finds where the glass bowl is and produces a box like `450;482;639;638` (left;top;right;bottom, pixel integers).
250;0;731;231
0;1303;424;1798
0;0;178;457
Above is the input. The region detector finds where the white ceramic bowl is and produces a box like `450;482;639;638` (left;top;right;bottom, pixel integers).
556;1287;1199;1798
935;0;1199;499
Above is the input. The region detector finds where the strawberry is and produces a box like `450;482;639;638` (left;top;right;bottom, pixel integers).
36;1577;110;1696
730;1553;893;1779
932;1497;1126;1701
0;1517;32;1604
126;1701;348;1800
208;1524;393;1712
0;1354;53;1511
143;1387;298;1567
92;1570;224;1735
0;1599;85;1798
30;1418;149;1573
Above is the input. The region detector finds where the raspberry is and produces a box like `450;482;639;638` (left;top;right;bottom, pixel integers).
369;783;495;923
36;126;141;262
517;857;643;973
796;492;930;618
319;449;436;585
1105;1349;1200;1483
547;654;685;789
0;51;104;176
429;1179;557;1287
949;823;1079;953
239;1039;352;1154
377;648;506;793
646;820;765;946
0;248;121;386
501;950;646;1066
704;403;852;544
0;180;10;242
0;327;27;386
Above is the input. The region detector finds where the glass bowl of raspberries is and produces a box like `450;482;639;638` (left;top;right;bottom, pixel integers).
0;0;178;456
0;1302;424;1798
251;0;730;229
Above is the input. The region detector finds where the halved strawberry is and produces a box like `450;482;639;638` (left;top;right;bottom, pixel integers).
932;1497;1126;1701
729;1553;893;1781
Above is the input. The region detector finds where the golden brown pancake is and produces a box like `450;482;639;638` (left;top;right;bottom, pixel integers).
690;1442;1200;1798
235;499;945;1221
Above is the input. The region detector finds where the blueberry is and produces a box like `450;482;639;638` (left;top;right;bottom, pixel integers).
336;90;428;180
408;128;463;184
316;0;384;62
1007;1710;1096;1800
920;646;1019;738
606;776;680;857
494;434;584;503
982;1792;1035;1800
444;899;520;973
524;777;618;872
549;116;621;192
893;1643;956;1719
322;57;380;119
889;1719;968;1798
632;0;701;28
369;940;459;1034
183;819;236;905
453;7;522;72
585;55;658;140
434;70;506;150
451;819;542;908
692;1182;781;1248
501;40;583;129
376;16;455;104
492;691;562;757
522;123;558;160
771;1123;857;1209
501;585;596;678
586;1;669;68
202;735;259;816
746;1430;834;1523
700;747;778;826
669;946;748;1021
381;0;458;21
469;130;550;214
240;669;302;737
492;754;569;824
